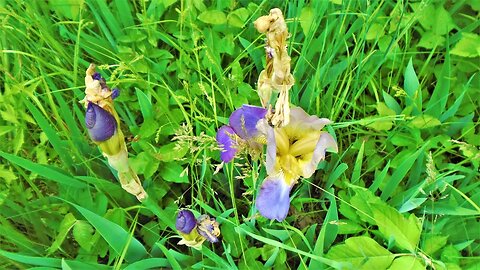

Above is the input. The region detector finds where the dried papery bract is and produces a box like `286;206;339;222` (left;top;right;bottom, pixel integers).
254;8;294;127
81;63;147;201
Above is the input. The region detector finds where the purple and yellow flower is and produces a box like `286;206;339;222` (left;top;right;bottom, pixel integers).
216;105;268;163
255;107;338;221
176;209;220;249
81;64;147;201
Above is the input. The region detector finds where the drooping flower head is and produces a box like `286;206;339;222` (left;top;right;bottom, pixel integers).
176;209;221;249
196;215;220;243
256;107;338;221
216;105;267;163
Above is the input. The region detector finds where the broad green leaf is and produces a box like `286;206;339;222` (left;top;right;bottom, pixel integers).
404;58;421;115
66;201;147;262
73;220;95;252
350;185;386;224
198;10;227;25
326;236;395;269
123;258;170;270
0;126;14;136
159;162;188;183
409;115;441;129
157;142;188;162
336;219;364;235
450;33;480;58
136;88;152;120
130;152;160;179
422;235;448;256
47;213;77;255
49;0;84;20
372;203;422;252
299;6;314;35
227;8;249;28
138;118;160;138
426;51;451;118
366;23;385;40
417;32;445;49
399;197;427;213
387;256;425;270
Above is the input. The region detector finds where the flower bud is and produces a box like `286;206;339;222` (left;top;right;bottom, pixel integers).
176;210;197;234
85;102;117;142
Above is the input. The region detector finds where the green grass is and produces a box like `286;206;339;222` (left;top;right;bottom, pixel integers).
1;0;479;269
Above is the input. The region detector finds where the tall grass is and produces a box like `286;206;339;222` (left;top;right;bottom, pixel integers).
0;0;478;269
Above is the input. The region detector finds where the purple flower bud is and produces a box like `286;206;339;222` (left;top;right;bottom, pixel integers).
111;88;120;99
85;102;117;142
176;210;197;234
256;176;292;222
229;105;267;140
92;72;102;81
216;125;238;163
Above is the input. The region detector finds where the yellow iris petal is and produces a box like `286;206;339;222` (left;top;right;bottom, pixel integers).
274;128;289;155
289;133;320;157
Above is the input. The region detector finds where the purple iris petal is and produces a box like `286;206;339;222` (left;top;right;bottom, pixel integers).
229;105;267;140
111;88;120;99
85;102;117;142
256;176;292;221
216;125;238;163
176;210;197;234
92;72;102;81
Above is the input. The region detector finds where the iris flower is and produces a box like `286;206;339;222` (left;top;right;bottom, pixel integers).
255;107;338;221
176;209;220;249
216;105;267;163
81;64;147;201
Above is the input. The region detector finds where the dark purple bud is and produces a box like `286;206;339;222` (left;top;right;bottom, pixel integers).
216;126;238;163
176;210;196;234
111;88;120;99
85;102;117;142
229;105;267;140
92;72;102;81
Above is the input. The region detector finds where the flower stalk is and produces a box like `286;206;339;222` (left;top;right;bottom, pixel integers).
81;63;147;201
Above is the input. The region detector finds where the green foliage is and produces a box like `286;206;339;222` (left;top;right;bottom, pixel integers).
0;0;479;269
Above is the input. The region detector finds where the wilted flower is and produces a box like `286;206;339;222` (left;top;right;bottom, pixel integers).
254;8;294;127
196;215;220;243
176;209;220;249
81;64;147;201
255;107;338;221
216;105;267;163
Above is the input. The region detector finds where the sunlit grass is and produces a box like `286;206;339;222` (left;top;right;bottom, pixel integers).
0;0;479;269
